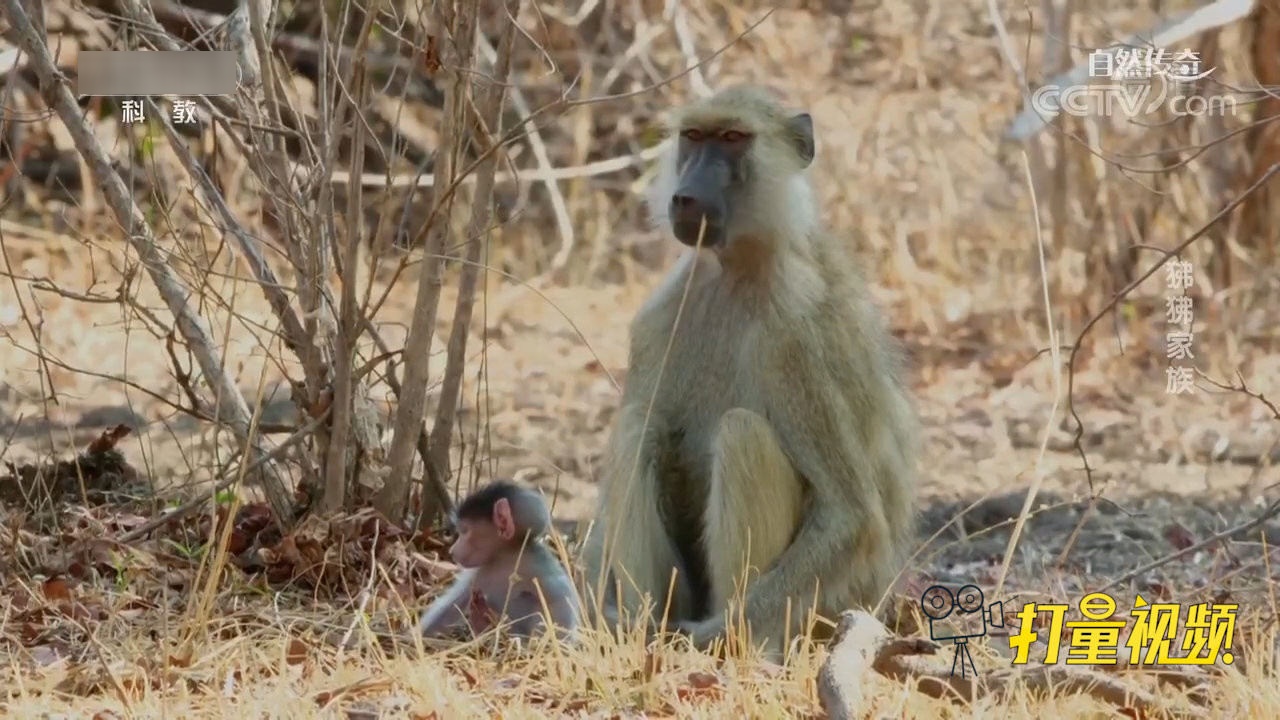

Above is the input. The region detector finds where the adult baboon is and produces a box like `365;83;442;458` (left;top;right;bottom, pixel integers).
580;84;919;656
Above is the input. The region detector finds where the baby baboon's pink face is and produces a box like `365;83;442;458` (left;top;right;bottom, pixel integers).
449;519;502;568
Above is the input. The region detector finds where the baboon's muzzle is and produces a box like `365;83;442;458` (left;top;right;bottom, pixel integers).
669;146;730;247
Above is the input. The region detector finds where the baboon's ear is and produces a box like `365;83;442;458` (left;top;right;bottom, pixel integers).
787;112;815;167
493;497;515;540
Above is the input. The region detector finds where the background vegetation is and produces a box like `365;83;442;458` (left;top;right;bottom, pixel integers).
1;0;1278;716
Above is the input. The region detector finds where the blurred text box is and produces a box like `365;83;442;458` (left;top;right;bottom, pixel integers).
76;51;238;96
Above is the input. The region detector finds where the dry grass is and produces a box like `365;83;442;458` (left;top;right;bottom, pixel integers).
0;596;1276;717
2;0;1280;716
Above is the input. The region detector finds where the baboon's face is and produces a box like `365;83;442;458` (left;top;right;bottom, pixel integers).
668;125;753;248
667;99;815;248
449;517;503;568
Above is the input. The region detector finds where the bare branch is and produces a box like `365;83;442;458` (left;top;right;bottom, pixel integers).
474;27;575;274
374;0;470;522
1063;164;1280;515
119;409;331;544
314;143;665;189
2;0;296;525
423;0;520;521
320;0;380;512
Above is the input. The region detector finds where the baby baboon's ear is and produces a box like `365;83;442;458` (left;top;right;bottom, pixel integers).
492;497;515;540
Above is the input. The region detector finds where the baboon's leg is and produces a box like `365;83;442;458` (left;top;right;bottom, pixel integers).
581;403;694;625
702;408;806;614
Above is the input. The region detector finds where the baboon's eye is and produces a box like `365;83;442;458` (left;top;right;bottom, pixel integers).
681;128;706;142
721;130;749;143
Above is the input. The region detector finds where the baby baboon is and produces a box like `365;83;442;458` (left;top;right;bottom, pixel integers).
580;85;919;656
420;481;579;639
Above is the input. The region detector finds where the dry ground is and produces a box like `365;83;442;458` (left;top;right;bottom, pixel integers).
3;0;1280;717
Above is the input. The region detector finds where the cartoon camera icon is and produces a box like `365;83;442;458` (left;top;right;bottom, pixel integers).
920;584;1004;678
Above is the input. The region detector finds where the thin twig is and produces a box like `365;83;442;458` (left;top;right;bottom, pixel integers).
667;0;713;97
1095;495;1280;595
3;0;296;527
994;149;1062;599
119;409;330;544
422;0;520;526
474;26;576;273
320;0;379;512
315;141;665;189
1064;164;1280;492
375;0;470;521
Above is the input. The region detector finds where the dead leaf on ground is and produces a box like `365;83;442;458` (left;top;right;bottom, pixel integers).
1164;523;1196;551
675;670;723;703
42;576;73;601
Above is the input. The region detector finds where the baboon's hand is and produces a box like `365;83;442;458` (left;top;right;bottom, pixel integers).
467;587;497;632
